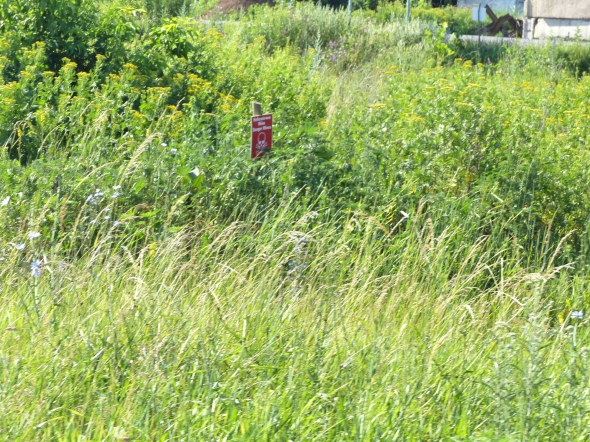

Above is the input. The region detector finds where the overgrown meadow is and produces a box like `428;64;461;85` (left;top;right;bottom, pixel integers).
3;1;590;440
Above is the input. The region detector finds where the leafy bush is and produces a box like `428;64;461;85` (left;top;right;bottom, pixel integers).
0;0;100;72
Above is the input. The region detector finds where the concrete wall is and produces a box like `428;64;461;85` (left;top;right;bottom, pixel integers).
525;0;590;20
522;0;590;39
529;18;590;38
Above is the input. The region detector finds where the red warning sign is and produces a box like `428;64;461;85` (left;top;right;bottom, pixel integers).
251;114;273;159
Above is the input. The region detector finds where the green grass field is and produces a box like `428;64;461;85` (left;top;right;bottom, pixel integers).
3;1;590;439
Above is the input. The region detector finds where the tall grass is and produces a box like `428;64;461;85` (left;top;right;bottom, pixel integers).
1;202;588;440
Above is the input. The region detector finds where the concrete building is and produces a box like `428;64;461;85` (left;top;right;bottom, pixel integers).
524;0;590;39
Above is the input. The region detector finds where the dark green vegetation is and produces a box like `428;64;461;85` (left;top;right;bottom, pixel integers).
3;1;590;440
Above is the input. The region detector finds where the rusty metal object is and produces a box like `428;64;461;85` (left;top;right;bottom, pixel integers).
476;5;523;38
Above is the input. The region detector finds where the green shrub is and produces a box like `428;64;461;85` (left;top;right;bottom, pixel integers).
0;0;100;72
